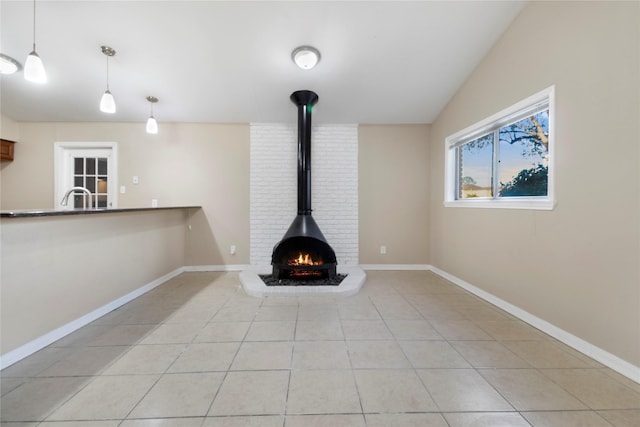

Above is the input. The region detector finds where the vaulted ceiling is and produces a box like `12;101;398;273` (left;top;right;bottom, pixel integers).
0;1;525;125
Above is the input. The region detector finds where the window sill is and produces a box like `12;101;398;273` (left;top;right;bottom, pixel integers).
444;198;555;210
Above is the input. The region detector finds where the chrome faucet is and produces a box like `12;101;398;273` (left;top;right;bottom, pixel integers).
60;187;93;209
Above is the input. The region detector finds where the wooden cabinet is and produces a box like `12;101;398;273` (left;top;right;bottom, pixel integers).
1;139;16;161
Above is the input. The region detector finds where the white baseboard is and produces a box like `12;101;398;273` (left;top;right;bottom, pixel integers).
427;265;640;384
184;264;249;272
0;267;185;370
359;264;430;271
189;264;433;272
188;264;432;272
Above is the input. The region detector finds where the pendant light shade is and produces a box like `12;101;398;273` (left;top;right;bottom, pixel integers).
146;96;158;134
100;90;116;114
24;51;46;82
100;46;116;113
24;0;46;83
146;116;158;134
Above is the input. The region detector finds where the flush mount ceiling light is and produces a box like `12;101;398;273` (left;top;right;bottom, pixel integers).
24;0;47;83
146;96;158;134
292;46;321;70
0;54;22;75
99;46;116;114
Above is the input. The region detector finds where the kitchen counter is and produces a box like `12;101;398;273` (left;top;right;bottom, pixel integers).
1;205;195;366
1;206;200;218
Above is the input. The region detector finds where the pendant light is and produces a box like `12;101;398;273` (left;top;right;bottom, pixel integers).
146;96;158;134
0;54;21;75
24;0;47;83
99;46;116;113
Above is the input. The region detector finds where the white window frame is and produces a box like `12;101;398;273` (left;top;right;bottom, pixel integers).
444;85;555;210
54;141;119;210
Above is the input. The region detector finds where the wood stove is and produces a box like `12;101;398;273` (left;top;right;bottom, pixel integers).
271;90;337;280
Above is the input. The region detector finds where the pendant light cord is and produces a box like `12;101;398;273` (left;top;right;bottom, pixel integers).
32;0;37;50
25;0;47;84
105;55;110;90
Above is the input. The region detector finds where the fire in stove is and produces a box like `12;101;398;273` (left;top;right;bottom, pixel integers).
288;253;323;266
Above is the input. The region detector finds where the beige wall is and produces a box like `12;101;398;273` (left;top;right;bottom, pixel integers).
0;121;250;266
429;1;639;368
2;119;431;267
1;114;19;141
1;209;187;354
359;124;430;264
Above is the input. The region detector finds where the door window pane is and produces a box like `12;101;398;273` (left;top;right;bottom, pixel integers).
74;158;83;174
86;158;96;174
97;178;108;208
97;158;107;175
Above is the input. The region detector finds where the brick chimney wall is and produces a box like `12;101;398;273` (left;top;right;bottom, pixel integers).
250;123;359;266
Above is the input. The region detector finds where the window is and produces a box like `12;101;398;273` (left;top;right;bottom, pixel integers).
445;86;554;210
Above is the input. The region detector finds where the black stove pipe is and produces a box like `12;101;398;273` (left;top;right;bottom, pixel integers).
272;90;336;277
291;90;319;215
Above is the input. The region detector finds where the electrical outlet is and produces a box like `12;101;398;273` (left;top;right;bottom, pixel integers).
380;245;387;254
230;245;237;255
133;176;139;184
151;199;158;207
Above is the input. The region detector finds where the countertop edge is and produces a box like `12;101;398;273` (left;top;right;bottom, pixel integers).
1;206;201;218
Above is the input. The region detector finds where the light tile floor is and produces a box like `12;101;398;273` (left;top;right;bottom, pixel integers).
2;270;639;426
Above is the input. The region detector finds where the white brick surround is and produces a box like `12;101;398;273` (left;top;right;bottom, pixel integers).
250;123;359;266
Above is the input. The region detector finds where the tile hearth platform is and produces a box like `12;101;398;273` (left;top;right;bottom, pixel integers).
240;266;365;297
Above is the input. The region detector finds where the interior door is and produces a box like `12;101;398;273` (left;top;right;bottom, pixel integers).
55;144;117;210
